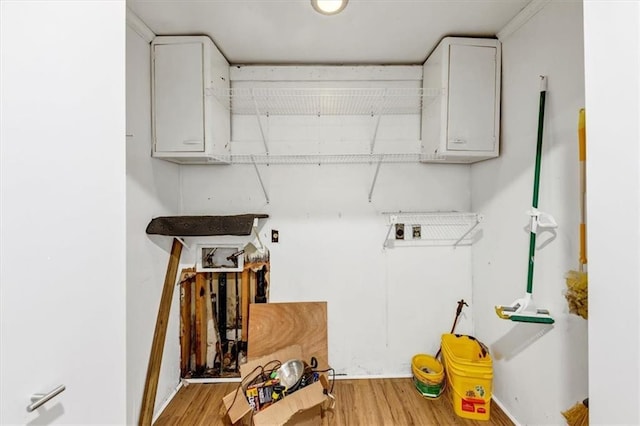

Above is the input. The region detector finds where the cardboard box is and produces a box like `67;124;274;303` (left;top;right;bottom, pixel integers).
223;344;330;425
224;302;331;425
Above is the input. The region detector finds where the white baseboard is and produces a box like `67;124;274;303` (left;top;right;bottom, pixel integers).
492;394;521;426
185;377;242;384
152;381;184;424
335;373;412;380
184;373;413;384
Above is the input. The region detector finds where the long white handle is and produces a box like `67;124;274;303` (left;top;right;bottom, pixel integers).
27;384;65;412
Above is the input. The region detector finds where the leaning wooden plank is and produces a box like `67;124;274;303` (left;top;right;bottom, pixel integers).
247;302;328;370
145;214;268;237
194;273;208;374
139;238;183;426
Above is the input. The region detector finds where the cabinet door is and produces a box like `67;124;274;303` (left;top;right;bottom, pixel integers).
153;42;205;152
446;44;497;152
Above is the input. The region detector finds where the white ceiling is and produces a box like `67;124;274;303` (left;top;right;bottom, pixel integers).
127;0;530;65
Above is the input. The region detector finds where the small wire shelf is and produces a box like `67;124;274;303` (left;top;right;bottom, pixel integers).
208;87;442;116
383;212;484;248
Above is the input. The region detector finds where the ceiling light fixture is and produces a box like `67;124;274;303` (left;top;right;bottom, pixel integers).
311;0;348;15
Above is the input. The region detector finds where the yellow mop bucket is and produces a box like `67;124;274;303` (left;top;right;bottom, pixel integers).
441;334;492;367
441;334;493;421
411;354;445;399
444;362;492;421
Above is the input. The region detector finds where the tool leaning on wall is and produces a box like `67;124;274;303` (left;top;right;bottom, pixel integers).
495;75;556;324
561;108;589;426
565;108;588;320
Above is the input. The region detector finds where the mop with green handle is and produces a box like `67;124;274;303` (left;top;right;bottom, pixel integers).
495;75;556;324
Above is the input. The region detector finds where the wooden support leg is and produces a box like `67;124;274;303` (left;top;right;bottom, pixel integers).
179;270;193;377
139;238;182;426
241;268;250;346
194;272;208;374
208;273;223;375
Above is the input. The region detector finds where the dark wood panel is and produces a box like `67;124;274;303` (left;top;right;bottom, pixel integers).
145;214;268;236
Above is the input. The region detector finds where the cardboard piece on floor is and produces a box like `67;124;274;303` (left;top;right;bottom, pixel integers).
281;405;322;426
247;302;328;370
254;381;326;426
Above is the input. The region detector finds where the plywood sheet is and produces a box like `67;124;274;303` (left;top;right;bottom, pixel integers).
247;302;328;370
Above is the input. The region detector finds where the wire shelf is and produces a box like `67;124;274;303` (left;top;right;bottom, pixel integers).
221;153;441;165
208;87;442;116
383;212;483;247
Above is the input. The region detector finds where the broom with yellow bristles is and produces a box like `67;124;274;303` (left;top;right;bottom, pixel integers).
562;109;588;425
565;108;588;320
563;398;589;426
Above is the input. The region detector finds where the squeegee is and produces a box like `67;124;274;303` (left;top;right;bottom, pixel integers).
495;76;555;325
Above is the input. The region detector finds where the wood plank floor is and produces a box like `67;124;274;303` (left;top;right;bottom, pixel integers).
155;378;514;425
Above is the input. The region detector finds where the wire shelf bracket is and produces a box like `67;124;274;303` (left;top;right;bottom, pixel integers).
252;90;270;155
370;114;383;154
368;156;384;202
251;155;270;204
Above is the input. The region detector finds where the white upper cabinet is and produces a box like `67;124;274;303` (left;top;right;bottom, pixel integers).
149;35;500;166
421;37;501;163
151;36;230;163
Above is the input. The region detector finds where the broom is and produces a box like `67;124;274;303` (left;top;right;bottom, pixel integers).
562;397;588;426
565;109;588;319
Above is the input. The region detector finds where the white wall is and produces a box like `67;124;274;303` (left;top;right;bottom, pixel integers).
584;2;640;424
181;164;475;376
126;25;183;423
471;2;587;424
179;74;477;376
